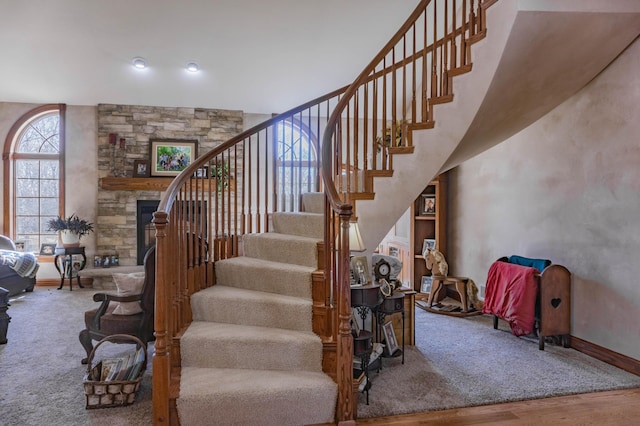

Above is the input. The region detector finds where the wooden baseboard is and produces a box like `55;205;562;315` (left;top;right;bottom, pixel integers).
570;335;640;377
36;277;93;287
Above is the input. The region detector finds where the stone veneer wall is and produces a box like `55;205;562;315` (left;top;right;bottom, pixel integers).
97;104;243;266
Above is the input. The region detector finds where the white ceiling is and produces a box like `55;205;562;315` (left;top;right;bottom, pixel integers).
0;0;418;114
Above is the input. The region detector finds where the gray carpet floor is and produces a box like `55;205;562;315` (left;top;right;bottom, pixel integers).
356;305;640;418
1;287;152;426
3;287;640;424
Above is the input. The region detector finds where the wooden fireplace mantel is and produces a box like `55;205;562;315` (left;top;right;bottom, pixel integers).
100;177;174;191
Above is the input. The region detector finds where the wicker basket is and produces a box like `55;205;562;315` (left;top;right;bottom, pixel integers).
83;334;148;409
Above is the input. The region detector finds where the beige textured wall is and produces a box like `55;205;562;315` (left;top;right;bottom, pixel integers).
448;38;640;360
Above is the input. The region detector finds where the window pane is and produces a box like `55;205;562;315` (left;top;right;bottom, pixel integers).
16;197;39;215
40;197;58;214
39;217;58;236
18;127;45;152
16;160;40;178
40;134;60;153
16;178;39;197
13;236;41;253
17;114;59;153
16;216;39;234
40;236;58;245
276;121;317;212
40;179;59;197
40;160;59;179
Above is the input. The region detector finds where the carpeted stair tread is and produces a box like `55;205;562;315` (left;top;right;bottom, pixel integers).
215;256;313;299
191;285;312;332
243;232;320;267
181;321;323;371
302;192;325;214
272;211;323;239
178;367;337;426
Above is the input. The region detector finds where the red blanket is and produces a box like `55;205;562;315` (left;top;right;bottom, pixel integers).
482;261;538;336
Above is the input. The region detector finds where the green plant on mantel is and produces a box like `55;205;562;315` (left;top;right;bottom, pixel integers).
375;120;404;152
210;162;233;190
46;214;95;237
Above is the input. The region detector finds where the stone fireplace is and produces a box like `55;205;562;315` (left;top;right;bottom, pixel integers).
96;103;243;265
137;200;160;265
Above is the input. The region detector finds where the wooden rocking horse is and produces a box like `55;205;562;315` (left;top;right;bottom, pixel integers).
422;247;480;314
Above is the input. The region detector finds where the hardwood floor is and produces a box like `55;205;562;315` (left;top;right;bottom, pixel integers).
353;388;640;425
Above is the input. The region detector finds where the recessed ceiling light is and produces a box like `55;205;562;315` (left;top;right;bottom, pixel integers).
186;62;199;72
132;57;146;69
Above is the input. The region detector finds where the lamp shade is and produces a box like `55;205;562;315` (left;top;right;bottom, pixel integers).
349;221;365;252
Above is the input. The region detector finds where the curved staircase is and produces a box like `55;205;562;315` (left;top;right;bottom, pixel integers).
152;0;640;424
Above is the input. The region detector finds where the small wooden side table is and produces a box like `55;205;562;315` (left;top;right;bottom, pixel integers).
54;246;87;291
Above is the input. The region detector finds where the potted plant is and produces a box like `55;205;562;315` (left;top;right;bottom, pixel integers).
47;214;94;247
210;162;235;191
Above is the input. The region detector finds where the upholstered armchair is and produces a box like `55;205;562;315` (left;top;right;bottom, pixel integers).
0;235;36;296
79;246;155;364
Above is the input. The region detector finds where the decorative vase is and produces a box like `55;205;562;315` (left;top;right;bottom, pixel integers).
60;230;80;247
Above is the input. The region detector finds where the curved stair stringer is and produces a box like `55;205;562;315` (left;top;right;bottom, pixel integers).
442;1;640;171
352;0;640;250
355;0;519;252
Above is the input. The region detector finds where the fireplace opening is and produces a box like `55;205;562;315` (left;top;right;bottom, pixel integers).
137;200;160;265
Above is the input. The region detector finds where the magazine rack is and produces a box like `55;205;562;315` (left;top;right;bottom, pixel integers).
83;334;147;409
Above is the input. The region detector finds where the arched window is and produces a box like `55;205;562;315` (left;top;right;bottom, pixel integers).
3;104;66;252
275;119;318;212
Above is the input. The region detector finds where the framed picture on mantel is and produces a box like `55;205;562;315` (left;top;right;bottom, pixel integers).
150;140;198;177
133;160;150;177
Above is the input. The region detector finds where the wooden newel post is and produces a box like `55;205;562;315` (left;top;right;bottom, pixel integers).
336;213;355;423
152;211;170;425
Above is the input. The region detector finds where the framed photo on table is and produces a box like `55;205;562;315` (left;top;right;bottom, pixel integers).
39;243;56;256
350;256;369;286
150;140;198;177
382;321;399;356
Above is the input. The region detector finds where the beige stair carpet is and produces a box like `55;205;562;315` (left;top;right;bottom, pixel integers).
215;256;314;299
301;192;325;214
190;285;313;332
181;321;323;371
177;198;336;425
178;367;337;426
243;232;320;268
272;211;323;239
